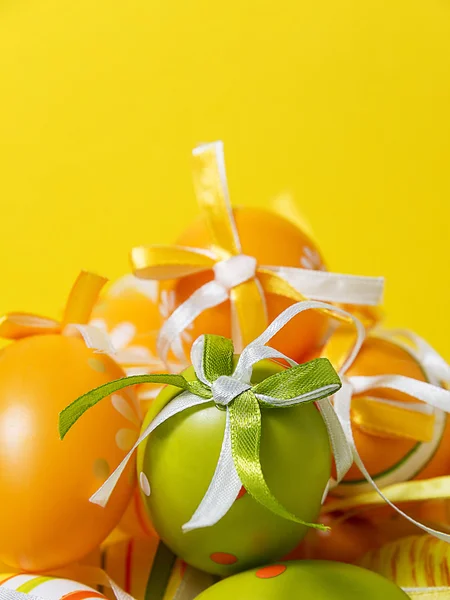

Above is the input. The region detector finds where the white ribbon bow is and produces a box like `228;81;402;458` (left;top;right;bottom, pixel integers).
89;300;365;532
154;141;384;365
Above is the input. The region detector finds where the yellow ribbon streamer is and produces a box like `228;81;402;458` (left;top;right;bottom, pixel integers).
192;142;241;257
352;396;435;443
0;271;107;340
323;476;450;514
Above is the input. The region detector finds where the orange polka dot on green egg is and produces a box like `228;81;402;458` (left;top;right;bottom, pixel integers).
210;553;238;566
137;358;332;576
256;565;287;579
195;561;409;599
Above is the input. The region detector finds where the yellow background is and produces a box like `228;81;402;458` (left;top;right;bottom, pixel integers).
0;0;449;356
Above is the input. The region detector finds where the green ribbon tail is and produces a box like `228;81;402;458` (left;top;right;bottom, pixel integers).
229;390;328;531
58;373;200;440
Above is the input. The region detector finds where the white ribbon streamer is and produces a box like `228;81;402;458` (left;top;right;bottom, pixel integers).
265;266;385;305
333;381;450;543
90;391;211;507
63;324;117;354
157;280;228;365
182;410;242;532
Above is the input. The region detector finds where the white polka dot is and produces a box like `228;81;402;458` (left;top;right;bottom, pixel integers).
116;428;139;451
140;472;151;496
111;394;140;426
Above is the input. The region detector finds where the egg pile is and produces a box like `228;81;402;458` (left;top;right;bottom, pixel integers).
0;145;448;600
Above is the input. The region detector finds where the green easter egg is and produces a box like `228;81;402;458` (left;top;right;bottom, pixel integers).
137;359;331;576
195;560;409;599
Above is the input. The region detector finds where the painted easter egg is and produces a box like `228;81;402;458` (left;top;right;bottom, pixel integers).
91;275;180;411
0;334;139;571
87;538;215;600
195;560;408;599
324;330;448;495
167;206;329;362
360;535;450;588
136;358;331;576
0;573;107;600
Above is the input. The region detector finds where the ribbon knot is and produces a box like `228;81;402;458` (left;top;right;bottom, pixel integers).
213;254;257;291
131;141;385;366
211;375;251;408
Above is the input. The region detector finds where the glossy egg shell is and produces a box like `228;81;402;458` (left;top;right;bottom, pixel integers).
0;335;138;571
137;358;331;576
195;560;408;599
171;206;328;362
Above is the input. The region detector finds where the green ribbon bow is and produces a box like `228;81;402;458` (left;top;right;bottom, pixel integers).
60;332;341;532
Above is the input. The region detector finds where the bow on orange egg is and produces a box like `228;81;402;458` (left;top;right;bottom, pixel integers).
131;141;385;365
0;271;111;347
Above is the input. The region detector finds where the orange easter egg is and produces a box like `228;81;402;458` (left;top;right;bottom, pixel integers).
91;275;181;410
170;206;328;361
116;486;157;540
287;512;419;565
325;330;448;495
0;334;139;571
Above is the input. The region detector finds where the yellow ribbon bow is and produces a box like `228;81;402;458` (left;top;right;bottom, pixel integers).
0;271;110;347
131;141;385;365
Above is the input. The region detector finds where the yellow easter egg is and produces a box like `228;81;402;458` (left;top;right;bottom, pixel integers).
0;334;139;571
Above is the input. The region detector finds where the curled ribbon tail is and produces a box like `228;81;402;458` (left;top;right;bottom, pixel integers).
58;373;196;439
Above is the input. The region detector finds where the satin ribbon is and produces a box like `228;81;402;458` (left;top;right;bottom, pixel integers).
131;140;384;365
60;300;370;532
